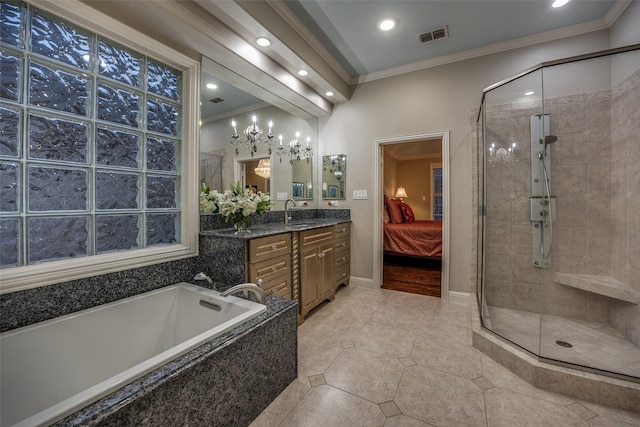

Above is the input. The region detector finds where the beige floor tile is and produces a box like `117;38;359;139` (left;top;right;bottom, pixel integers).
395;365;487;426
579;400;640;426
297;330;344;377
279;384;387;427
249;376;311;427
384;414;435;427
485;387;588;426
379;401;402;417
370;302;427;329
353;322;421;358
411;331;483;379
301;309;366;342
383;291;442;310
324;347;405;403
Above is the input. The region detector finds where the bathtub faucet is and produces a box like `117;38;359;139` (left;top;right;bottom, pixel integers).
193;272;219;291
220;281;266;304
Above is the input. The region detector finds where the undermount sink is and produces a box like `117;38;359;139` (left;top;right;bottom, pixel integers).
286;221;318;229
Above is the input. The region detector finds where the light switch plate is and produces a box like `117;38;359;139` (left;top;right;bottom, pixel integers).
276;192;288;200
353;190;368;200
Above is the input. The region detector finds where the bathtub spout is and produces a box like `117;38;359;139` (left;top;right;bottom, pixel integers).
193;272;219;291
220;282;266;304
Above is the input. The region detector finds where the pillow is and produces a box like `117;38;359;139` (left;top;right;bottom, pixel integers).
387;199;404;224
399;202;415;223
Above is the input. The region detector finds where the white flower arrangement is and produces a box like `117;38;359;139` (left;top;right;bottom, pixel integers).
200;182;222;214
201;181;272;232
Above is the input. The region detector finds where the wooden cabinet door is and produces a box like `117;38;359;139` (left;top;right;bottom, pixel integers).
300;248;320;316
318;243;334;301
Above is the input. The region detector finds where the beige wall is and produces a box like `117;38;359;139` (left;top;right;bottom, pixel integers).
384;157;442;221
320;30;611;293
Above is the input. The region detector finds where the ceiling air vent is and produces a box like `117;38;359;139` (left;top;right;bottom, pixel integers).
419;26;448;44
209;97;225;104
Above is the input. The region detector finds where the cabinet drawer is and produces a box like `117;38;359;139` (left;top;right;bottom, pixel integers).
300;227;334;249
260;274;291;299
248;254;291;283
248;233;291;262
334;238;349;253
335;265;350;285
335;251;349;267
334;222;350;239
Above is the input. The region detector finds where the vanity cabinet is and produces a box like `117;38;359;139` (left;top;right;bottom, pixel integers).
333;222;350;288
299;226;335;318
246;233;292;299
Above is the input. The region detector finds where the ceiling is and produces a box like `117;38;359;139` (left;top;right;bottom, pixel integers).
200;0;625;119
284;0;619;79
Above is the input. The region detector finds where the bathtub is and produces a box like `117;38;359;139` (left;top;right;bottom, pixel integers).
0;282;267;427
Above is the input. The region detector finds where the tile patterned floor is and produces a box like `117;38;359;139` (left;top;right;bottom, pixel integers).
250;286;640;427
487;306;640;378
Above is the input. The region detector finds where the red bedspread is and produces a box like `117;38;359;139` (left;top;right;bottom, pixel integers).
383;220;442;258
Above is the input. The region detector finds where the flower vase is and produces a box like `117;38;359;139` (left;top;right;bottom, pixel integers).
233;216;252;234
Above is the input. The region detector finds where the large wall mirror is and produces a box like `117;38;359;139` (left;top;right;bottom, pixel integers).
322;155;346;199
199;56;317;209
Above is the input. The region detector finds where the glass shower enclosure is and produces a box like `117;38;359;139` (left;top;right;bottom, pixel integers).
476;45;640;381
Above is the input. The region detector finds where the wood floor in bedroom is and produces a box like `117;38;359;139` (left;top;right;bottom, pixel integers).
382;254;441;297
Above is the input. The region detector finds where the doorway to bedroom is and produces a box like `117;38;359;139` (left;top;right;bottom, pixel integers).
375;133;449;299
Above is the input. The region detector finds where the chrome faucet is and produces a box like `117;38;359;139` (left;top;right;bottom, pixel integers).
284;198;296;224
220;281;266;304
193;272;219;291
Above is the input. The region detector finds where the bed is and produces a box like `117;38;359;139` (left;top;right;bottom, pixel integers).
383;194;442;258
383;220;442;258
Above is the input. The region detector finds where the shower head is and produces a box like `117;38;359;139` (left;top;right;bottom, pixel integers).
539;135;558;152
539;135;557;145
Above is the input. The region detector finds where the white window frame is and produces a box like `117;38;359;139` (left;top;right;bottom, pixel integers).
431;163;443;221
1;0;201;293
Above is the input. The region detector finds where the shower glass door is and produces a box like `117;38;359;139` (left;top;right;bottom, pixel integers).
480;69;545;356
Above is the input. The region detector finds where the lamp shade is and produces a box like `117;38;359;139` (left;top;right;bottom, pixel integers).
394;186;408;199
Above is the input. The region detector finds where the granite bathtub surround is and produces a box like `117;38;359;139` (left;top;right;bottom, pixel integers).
0;256;201;333
54;296;298;426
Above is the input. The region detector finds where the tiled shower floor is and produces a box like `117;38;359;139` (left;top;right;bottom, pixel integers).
487;306;640;379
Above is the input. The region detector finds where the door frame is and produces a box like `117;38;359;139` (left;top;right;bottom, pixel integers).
373;131;450;300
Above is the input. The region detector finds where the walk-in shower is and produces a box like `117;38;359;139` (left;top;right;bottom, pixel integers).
476;45;640;383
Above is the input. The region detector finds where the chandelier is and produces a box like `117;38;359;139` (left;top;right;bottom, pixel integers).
254;158;270;179
323;154;345;180
488;141;517;167
276;132;313;164
230;115;276;156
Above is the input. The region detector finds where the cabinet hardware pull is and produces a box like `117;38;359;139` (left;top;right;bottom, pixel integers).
271;245;278;250
272;266;277;271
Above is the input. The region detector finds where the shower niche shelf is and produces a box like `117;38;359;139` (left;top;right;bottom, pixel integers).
554;273;640;304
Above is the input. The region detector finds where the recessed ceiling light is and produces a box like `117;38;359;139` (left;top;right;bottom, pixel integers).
256;37;271;47
325;91;334;97
377;18;396;32
524;90;535;96
552;0;570;8
297;69;309;77
206;83;218;90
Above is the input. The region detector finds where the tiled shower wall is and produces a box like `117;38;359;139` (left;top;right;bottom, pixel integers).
484;90;615;322
611;68;640;347
483;66;640;346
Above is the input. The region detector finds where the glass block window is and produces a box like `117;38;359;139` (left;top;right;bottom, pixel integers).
0;3;183;269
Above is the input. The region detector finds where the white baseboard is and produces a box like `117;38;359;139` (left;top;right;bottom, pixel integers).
349;276;376;289
448;291;471;305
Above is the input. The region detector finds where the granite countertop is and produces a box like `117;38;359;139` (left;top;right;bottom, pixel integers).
58;294;298;426
200;218;351;239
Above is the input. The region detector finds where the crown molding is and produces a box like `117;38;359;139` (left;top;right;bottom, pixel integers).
356;18;610;84
604;0;632;26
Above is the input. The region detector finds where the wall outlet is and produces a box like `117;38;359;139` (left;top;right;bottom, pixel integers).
353;190;368;200
276;192;288;200
298;201;308;207
327;200;339;207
